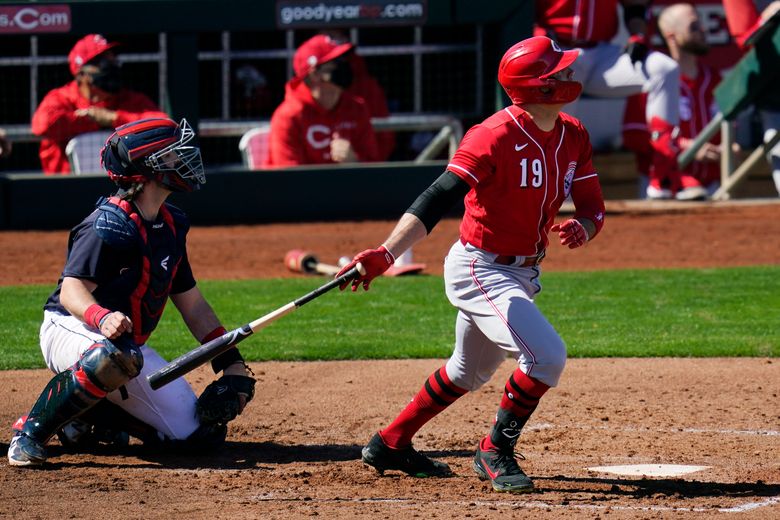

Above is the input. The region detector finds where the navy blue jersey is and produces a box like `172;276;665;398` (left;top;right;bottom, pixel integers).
45;197;196;344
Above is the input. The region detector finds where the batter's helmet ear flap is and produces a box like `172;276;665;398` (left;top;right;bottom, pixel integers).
498;36;583;105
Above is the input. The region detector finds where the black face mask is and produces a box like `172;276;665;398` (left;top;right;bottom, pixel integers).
90;62;123;94
327;59;353;89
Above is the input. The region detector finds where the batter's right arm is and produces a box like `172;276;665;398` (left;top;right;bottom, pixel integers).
336;170;469;291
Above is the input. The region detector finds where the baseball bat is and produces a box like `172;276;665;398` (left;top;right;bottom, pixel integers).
285;249;341;276
147;263;364;390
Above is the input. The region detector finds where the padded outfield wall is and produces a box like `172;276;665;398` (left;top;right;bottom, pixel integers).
0;162;454;230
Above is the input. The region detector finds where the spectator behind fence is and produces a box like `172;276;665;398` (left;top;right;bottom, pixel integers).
723;0;780;196
265;34;380;167
31;34;169;175
622;3;723;200
321;30;396;161
535;0;685;200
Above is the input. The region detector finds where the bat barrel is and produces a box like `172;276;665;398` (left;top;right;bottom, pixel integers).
147;326;252;389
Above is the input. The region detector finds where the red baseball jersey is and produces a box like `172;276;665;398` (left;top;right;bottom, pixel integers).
31;81;168;174
266;79;380;167
622;64;721;185
535;0;621;46
447;106;605;257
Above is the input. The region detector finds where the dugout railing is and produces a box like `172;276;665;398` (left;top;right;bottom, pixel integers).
0;1;535;173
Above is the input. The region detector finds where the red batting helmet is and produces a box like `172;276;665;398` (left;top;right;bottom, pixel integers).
498;36;582;105
101;118;205;192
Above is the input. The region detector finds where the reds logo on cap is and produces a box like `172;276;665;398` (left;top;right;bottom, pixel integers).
68;33;119;76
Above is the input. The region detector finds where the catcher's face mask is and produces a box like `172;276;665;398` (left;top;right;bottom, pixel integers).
145;118;206;192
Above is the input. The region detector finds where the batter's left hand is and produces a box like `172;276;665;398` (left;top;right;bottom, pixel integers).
551;219;589;249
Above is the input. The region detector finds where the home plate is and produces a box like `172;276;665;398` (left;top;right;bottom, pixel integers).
587;464;710;477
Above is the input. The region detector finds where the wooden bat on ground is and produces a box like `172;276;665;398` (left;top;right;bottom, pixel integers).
284;249;341;276
147;263;364;390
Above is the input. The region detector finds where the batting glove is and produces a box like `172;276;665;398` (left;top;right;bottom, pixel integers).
337;245;395;291
624;34;649;65
551;219;589;249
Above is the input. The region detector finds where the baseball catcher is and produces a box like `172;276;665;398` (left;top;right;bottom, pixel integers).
8;117;255;467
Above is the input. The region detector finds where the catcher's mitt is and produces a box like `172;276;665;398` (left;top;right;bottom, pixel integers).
196;374;256;425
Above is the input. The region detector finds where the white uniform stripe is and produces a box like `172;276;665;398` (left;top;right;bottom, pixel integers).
550;127;566;223
468;258;538;375
447;163;479;183
574;172;598;181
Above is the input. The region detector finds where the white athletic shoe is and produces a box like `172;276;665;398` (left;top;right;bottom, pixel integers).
7;433;46;467
646;184;673;200
675;185;708;201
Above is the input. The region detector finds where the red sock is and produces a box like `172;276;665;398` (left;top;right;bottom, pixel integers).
483;368;549;450
379;366;467;448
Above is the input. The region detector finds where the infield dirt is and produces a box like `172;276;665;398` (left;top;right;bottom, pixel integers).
0;201;778;519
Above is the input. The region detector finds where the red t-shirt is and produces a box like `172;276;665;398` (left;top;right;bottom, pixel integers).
265;79;380;167
31;81;168;174
535;0;620;46
447;106;605;256
622;64;721;185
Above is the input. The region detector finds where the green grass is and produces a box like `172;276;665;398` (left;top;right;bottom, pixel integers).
1;266;777;369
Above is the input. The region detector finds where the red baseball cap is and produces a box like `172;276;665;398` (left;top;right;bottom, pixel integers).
293;35;353;79
68;34;120;76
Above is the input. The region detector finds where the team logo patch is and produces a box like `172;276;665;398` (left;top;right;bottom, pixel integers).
306;124;331;149
564;161;577;196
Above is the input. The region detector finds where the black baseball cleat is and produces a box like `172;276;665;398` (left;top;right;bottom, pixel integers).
361;432;452;478
473;440;534;493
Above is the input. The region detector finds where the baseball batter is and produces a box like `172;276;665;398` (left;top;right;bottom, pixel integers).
337;36;605;493
536;0;683;199
8;118;255;467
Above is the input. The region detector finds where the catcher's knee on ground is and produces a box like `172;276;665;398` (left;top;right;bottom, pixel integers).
80;337;144;391
21;338;144;443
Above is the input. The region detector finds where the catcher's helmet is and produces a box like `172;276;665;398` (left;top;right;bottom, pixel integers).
101;118;205;192
498;36;582;105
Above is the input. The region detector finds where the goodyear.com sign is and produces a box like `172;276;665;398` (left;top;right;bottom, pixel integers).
0;5;71;34
277;0;426;28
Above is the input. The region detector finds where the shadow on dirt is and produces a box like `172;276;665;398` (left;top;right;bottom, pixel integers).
535;475;780;499
22;441;364;470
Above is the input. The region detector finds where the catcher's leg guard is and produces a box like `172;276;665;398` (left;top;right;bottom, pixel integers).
22;338;143;444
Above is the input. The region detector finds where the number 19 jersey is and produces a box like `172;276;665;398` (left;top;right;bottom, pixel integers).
446;105;605;256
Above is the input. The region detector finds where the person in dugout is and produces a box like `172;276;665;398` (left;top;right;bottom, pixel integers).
265;34;380;167
8;118;255;467
32;34;168;174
